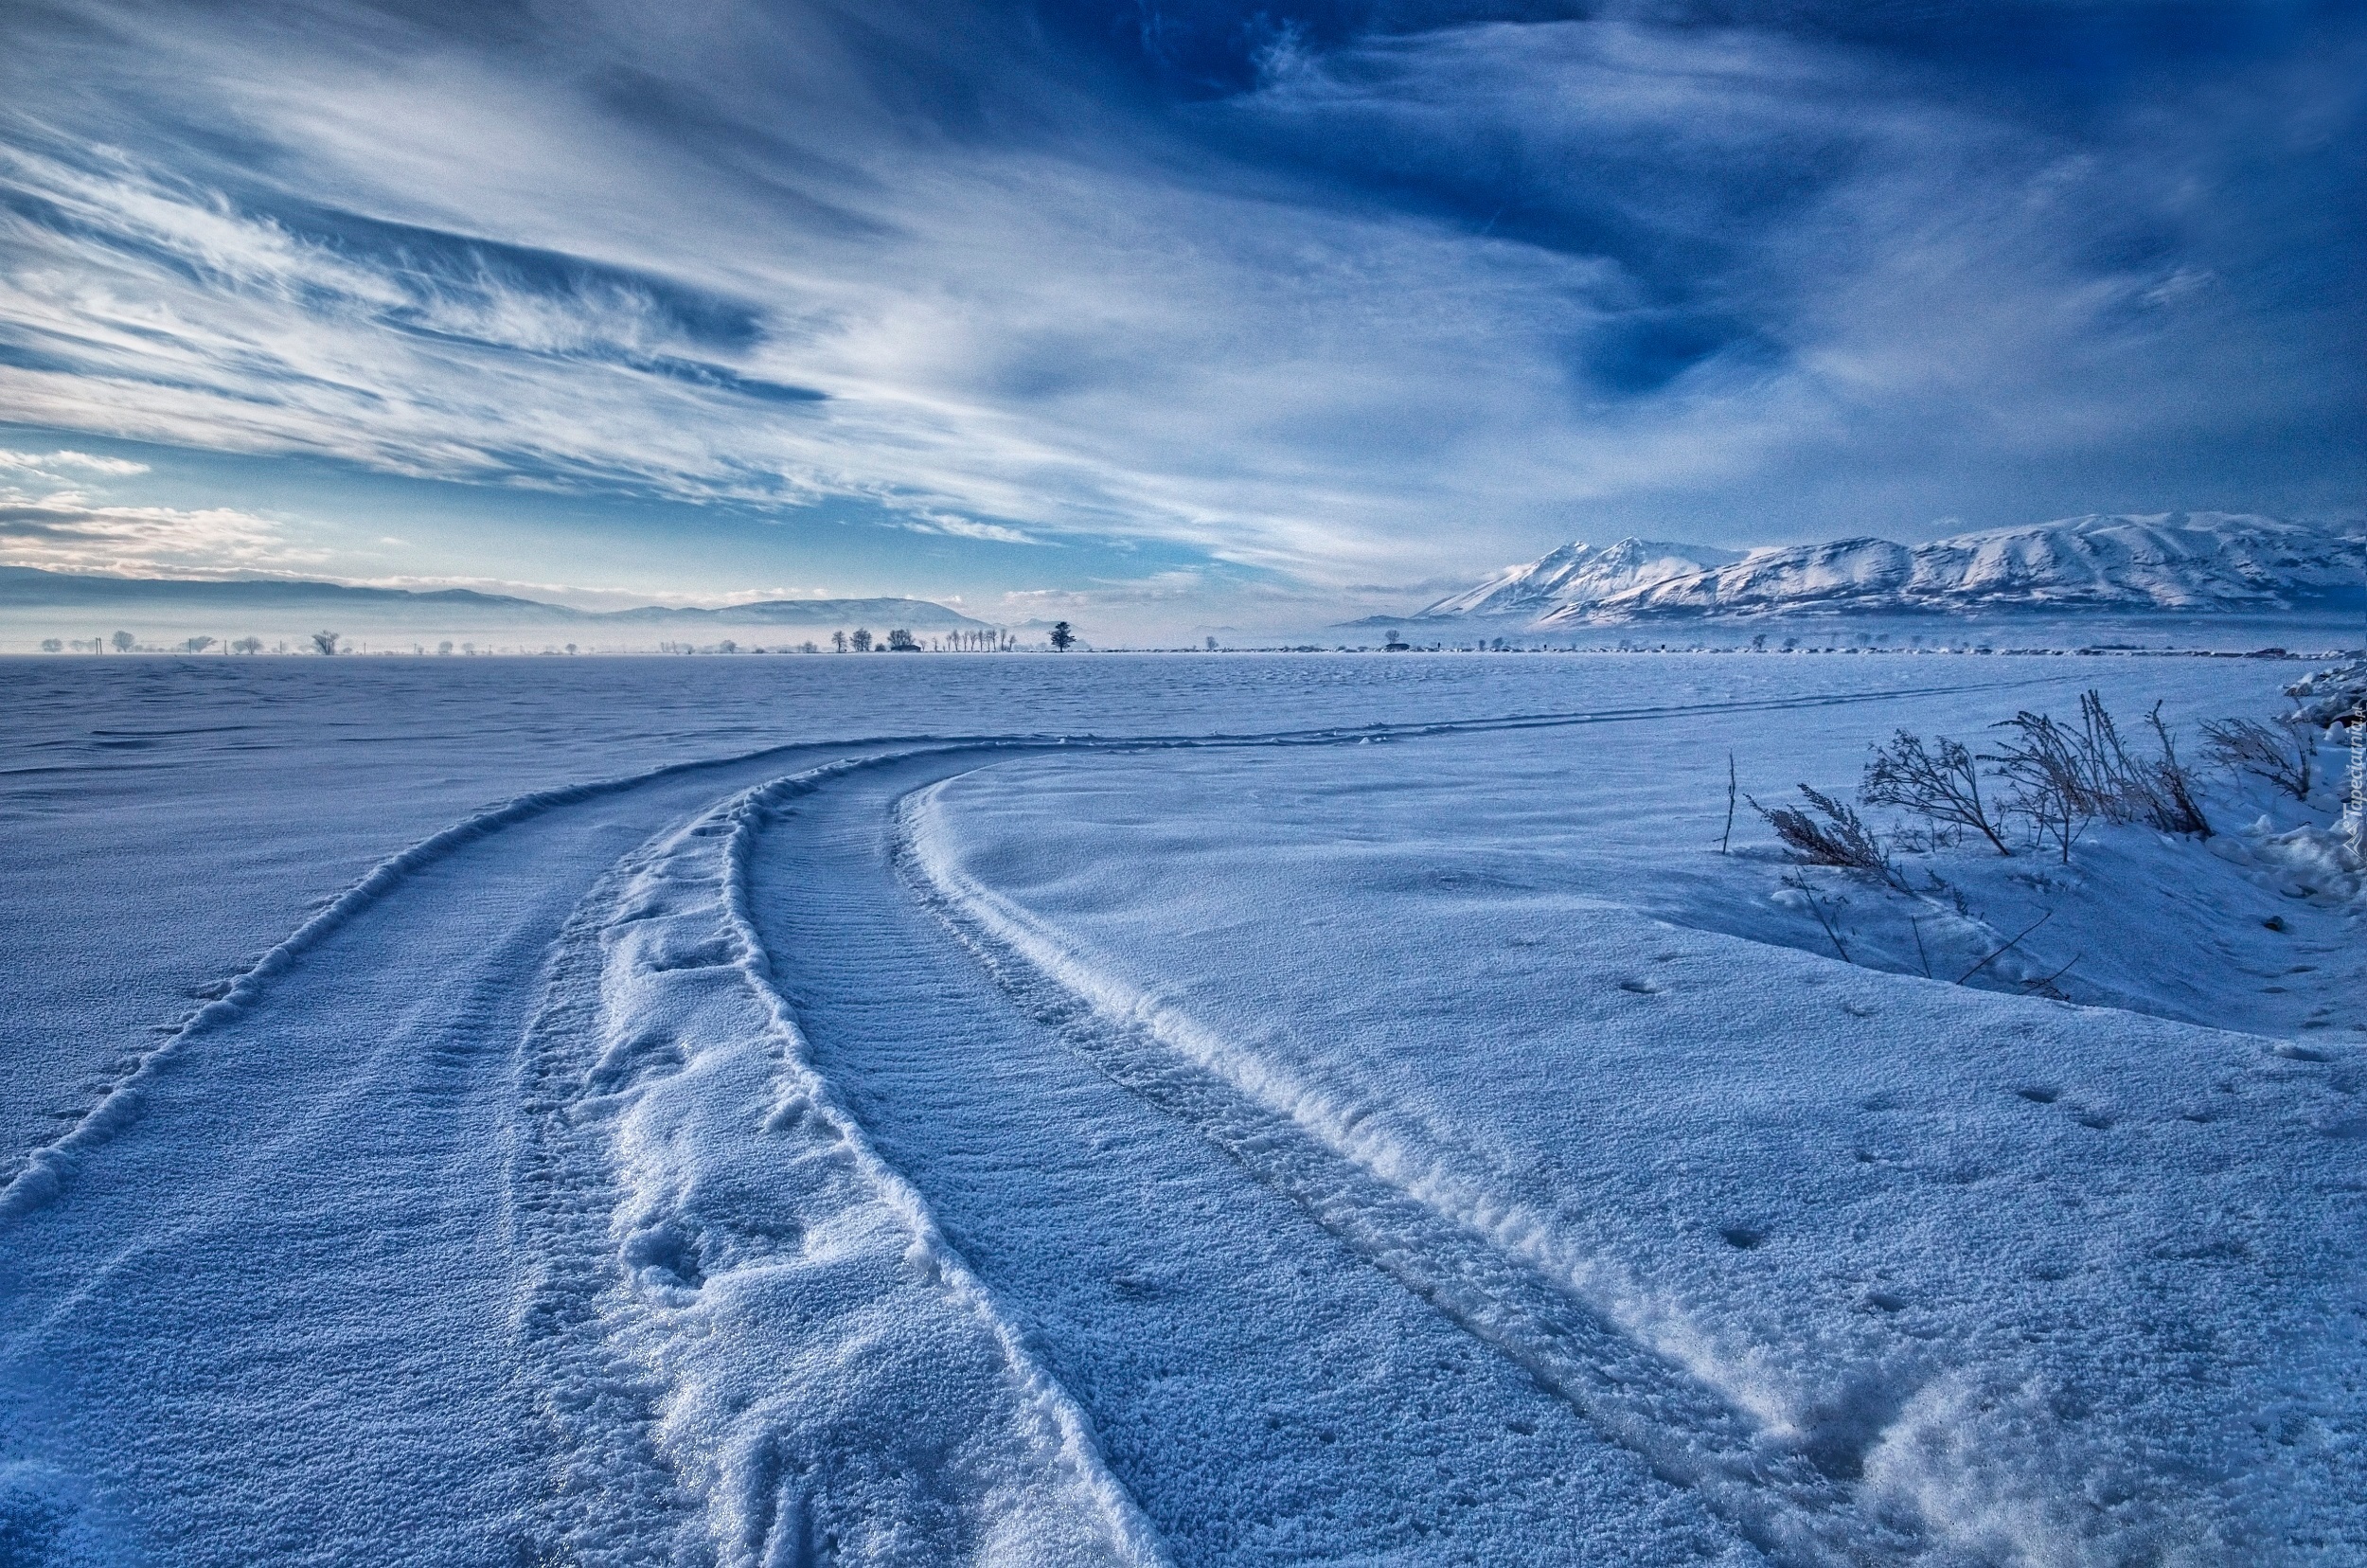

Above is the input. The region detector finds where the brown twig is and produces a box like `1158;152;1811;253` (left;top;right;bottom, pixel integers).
1957;911;2053;985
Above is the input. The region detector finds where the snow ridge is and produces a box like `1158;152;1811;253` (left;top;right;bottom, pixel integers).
509;756;1166;1566
902;778;2202;1567
900;784;1895;1562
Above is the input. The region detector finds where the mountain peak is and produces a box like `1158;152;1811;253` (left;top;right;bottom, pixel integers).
1418;513;2366;626
1418;537;1746;619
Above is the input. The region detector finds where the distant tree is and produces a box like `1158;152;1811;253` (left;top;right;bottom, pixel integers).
436;641;454;656
800;640;818;653
40;637;62;652
886;628;919;651
831;630;847;652
1048;620;1076;650
718;639;738;654
1205;635;1219;651
564;643;578;655
310;630;341;656
111;630;134;652
184;635;215;653
850;628;872;652
232;636;264;654
1383;629;1408;651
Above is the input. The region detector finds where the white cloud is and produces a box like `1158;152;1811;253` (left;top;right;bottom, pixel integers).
0;0;2354;597
0;448;151;476
0;487;323;577
902;513;1045;545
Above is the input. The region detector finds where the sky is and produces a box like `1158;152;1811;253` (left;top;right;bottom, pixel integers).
0;0;2360;635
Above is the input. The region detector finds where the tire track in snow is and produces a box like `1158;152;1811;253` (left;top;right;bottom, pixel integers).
742;747;1758;1565
895;772;1935;1568
0;673;2040;1559
5;671;2020;1217
0;739;829;1216
510;756;1166;1567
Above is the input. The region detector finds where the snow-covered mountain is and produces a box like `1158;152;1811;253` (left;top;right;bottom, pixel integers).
1416;514;2365;627
1416;539;1745;620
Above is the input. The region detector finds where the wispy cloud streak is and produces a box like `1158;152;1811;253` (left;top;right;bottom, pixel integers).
0;0;2357;589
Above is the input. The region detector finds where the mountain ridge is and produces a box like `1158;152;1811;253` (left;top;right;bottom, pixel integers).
0;565;991;630
1411;513;2367;627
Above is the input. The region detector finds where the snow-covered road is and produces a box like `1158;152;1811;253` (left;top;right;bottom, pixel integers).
1;741;888;1560
2;654;2355;1565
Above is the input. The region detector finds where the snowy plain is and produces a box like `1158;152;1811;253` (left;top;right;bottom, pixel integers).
0;650;2358;1566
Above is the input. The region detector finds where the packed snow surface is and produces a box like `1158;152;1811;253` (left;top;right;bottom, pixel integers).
0;652;2358;1565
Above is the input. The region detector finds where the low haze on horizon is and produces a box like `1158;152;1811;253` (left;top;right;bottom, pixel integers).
1;0;2361;636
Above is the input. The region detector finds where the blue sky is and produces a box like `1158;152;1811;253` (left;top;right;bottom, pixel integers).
0;0;2359;633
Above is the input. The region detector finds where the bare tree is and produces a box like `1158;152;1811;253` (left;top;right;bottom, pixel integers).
849;628;872;651
2202;715;2317;800
886;628;919;651
311;630;341;656
831;630;847;652
233;636;264;654
1861;732;2014;855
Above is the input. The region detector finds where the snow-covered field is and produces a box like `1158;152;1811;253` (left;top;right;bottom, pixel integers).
1;652;2358;1565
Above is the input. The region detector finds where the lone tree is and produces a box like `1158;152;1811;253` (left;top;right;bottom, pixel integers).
1048;620;1077;650
111;631;134;652
831;630;847;652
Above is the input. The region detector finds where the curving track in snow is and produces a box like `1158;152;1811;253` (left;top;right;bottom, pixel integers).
0;682;2055;1567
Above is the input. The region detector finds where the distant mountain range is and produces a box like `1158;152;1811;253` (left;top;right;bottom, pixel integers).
1404;513;2367;627
0;566;991;631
